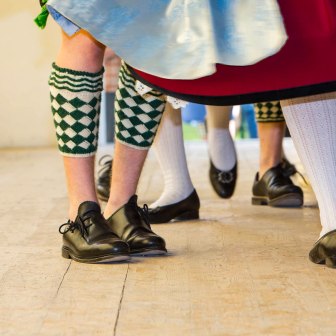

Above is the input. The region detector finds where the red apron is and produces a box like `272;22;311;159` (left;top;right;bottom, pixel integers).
130;0;336;105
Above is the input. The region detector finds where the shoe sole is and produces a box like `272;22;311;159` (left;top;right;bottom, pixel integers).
310;255;336;268
150;210;199;224
252;193;303;208
309;229;336;268
131;248;167;256
62;247;130;263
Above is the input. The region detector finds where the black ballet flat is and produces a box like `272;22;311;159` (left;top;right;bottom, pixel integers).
148;189;200;224
209;160;237;199
309;229;336;268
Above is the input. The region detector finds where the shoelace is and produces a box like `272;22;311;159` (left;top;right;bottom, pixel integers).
281;159;308;185
137;204;150;227
59;217;90;237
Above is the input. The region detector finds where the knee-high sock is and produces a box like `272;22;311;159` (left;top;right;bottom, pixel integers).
281;92;336;237
206;105;236;171
114;62;166;149
254;101;285;122
150;104;194;208
49;63;104;156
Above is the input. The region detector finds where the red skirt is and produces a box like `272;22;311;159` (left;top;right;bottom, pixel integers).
130;0;336;105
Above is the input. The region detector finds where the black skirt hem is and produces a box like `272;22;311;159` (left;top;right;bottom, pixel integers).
129;66;336;106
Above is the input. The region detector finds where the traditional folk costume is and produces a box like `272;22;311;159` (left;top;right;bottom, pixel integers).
36;0;336;267
37;0;287;151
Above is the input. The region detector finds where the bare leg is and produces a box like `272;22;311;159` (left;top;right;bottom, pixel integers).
50;29;131;262
56;30;105;220
206;105;232;128
99;62;166;254
56;30;105;73
102;62;166;217
257;121;286;177
63;157;98;219
104;142;149;218
251;101;303;207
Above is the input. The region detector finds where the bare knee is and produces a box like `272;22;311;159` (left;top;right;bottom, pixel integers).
56;30;105;72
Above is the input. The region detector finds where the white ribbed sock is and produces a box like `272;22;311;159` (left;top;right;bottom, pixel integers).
281;92;336;237
206;105;236;171
208;128;237;171
150;104;194;208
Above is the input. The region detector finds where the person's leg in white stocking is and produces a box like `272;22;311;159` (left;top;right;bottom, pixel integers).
206;105;237;198
149;104;200;224
150;104;194;208
206;105;236;171
281;92;336;267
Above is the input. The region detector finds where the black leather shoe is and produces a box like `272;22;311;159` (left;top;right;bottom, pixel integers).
281;158;308;184
96;155;113;202
209;160;237;199
148;189;200;224
59;201;130;263
107;195;167;255
309;230;336;268
281;158;297;178
252;163;303;207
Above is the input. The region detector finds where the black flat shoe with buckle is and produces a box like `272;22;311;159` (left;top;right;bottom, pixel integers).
252;163;303;207
309;230;336;268
107;195;167;256
148;189;200;224
59;201;130;263
209;160;237;199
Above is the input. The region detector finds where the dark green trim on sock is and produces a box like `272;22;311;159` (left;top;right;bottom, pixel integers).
51;62;104;77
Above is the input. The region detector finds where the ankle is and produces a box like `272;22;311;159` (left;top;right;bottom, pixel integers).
104;198;129;219
68;197;99;221
259;161;281;177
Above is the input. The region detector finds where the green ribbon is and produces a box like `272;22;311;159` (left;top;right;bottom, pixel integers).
34;0;49;29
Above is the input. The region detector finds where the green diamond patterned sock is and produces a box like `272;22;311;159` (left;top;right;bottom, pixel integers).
49;63;104;156
114;62;166;149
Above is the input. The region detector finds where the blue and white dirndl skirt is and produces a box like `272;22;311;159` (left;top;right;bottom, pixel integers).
47;0;287;80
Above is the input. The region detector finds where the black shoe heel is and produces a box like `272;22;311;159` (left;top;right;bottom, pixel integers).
62;248;71;259
174;209;199;222
251;196;268;206
325;256;336;268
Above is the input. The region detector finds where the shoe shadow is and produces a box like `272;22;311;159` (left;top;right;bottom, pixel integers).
152;218;206;225
99;258;140;265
